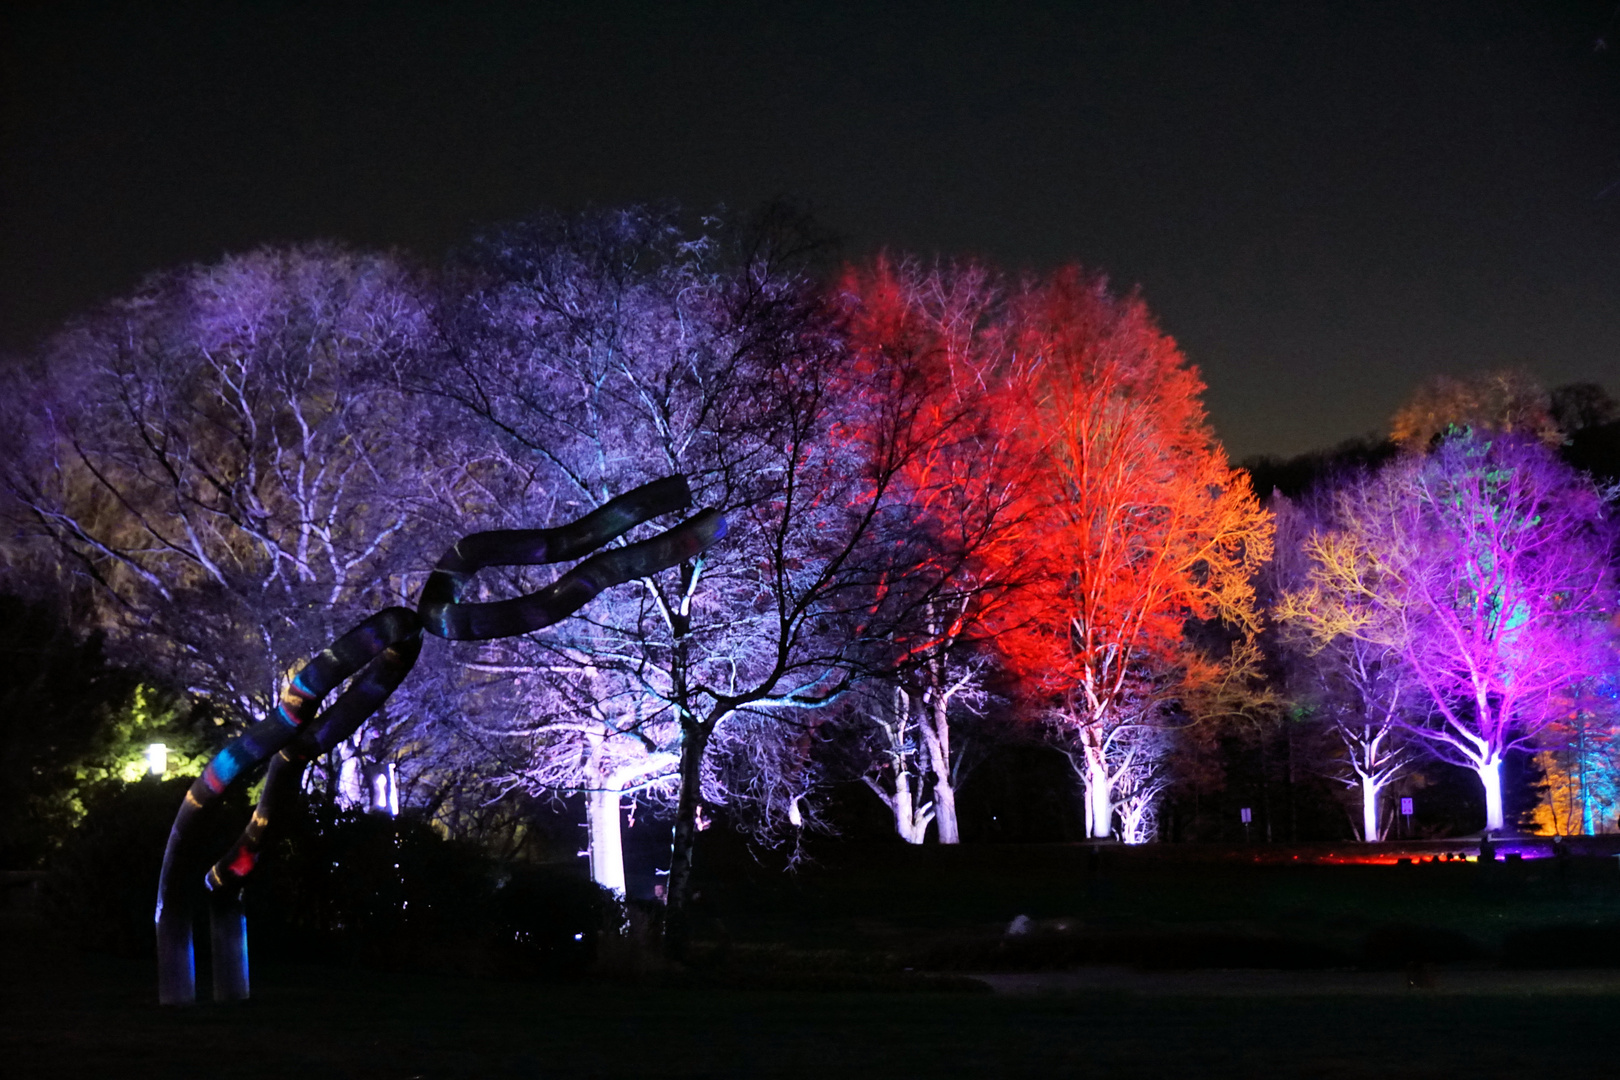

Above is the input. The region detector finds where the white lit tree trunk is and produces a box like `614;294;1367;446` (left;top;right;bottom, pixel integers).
921;687;960;844
863;685;936;844
584;750;679;898
1085;748;1113;840
1118;794;1157;845
1477;757;1505;833
1359;776;1382;843
1109;722;1172;844
891;767;932;844
586;785;627;896
1331;712;1411;844
1063;708;1172;844
1336;720;1412;844
458;652;680;897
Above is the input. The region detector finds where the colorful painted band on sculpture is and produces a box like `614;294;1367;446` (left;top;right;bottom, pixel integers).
206;628;424;893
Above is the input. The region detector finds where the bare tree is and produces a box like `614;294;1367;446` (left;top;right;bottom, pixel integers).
411;207;921;949
984;270;1275;841
1289;633;1420;842
2;245;446;732
1050;673;1180;843
1278;433;1617;832
855;650;992;844
836;257;1038;843
1272;494;1418;842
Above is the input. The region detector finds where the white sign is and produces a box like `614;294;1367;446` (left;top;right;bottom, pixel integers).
1400;797;1414;816
1239;807;1252;824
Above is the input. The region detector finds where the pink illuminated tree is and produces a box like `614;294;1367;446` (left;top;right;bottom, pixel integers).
1279;433;1617;832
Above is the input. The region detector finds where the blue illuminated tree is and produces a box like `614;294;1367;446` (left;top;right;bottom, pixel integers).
414;206;914;947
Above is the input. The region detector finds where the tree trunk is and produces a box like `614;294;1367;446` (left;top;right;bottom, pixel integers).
1578;719;1593;836
1477;758;1505;833
890;768;926;844
1360;776;1381;843
921;688;959;844
933;780;959;844
586;785;627;897
1086;754;1113;840
665;718;710;959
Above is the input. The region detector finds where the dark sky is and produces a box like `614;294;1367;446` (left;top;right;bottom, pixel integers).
3;1;1617;459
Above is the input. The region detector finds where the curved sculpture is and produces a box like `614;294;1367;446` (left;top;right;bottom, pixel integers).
418;476;724;640
156;476;724;1004
201;615;424;1003
155;607;423;1004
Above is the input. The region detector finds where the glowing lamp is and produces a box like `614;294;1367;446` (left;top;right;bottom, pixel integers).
146;742;168;777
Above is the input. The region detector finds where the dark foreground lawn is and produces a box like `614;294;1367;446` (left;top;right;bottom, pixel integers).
4;907;1619;1080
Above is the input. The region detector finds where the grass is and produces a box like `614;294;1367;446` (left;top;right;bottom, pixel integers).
6;842;1620;1078
686;840;1620;970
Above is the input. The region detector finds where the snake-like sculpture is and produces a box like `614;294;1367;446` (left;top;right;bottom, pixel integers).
155;476;725;1004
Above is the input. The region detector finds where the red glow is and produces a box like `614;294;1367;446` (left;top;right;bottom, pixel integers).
226;847;257;878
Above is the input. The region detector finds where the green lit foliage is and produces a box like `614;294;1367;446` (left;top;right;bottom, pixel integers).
23;683;217;861
0;594;219;867
66;685;213;790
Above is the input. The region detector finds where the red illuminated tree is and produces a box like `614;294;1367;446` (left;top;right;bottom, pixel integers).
984;270;1273;841
835;256;1037;843
1279;433;1617;832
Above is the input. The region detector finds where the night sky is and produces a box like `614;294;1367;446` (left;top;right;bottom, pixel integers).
3;2;1617;459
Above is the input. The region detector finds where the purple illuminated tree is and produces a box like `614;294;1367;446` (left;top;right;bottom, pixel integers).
2;245;449;738
1279;432;1617;832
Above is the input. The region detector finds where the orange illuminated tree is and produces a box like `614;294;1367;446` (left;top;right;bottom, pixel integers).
985;270;1273;840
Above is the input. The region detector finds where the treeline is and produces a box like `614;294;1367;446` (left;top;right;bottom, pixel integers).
2;206;1616;903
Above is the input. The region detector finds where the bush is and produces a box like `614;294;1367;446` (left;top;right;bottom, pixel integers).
43;783;611;980
247;800;610;979
42;777;245;957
